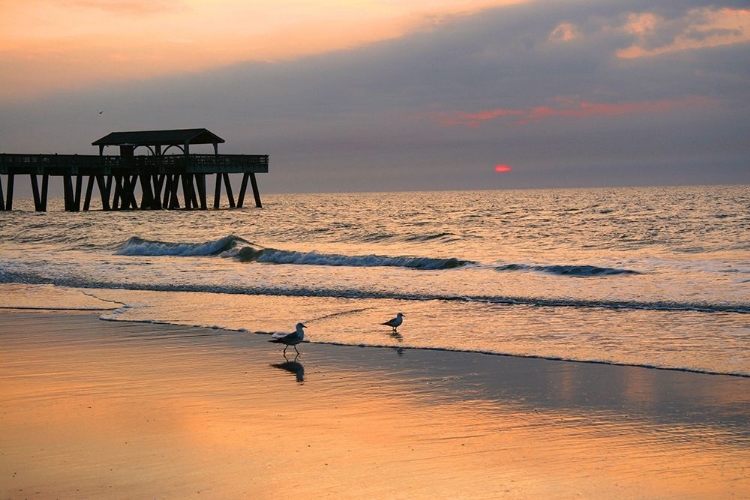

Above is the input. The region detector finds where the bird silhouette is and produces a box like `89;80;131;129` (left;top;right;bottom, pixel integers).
382;313;404;332
269;322;306;355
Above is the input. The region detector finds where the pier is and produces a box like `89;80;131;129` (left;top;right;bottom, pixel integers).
0;128;268;211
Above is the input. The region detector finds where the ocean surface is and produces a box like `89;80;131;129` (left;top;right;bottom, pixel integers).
1;185;748;376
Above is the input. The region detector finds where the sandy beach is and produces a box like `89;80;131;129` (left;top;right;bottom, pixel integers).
1;309;748;499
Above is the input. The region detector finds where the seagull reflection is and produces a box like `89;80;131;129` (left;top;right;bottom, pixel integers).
271;354;305;383
390;331;403;342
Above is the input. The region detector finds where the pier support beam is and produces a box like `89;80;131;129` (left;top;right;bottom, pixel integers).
27;174;45;211
26;173;49;212
0;175;5;211
236;172;262;208
124;175;138;210
63;174;83;212
112;175;122;210
250;173;262;208
223;173;235;208
73;174;83;211
154;175;165;208
162;175;172;209
213;172;222;209
30;174;51;211
4;175;14;211
30;174;42;211
83;176;95;211
182;173;199;210
153;174;164;209
97;175;111;211
237;173;249;208
63;175;74;211
113;175;137;210
212;173;237;209
41;175;49;212
197;174;207;210
180;175;190;209
152;176;160;209
168;175;181;209
139;174;159;209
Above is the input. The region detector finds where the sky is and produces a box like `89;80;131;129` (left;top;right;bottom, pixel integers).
1;0;749;194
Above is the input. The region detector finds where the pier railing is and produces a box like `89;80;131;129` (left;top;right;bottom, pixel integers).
0;153;269;175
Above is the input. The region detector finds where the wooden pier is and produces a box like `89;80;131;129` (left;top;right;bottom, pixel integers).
0;128;268;211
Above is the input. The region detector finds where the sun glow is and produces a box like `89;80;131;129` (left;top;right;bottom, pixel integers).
0;0;527;100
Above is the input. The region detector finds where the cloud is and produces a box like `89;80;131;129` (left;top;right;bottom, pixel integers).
1;0;748;193
549;23;581;42
432;108;525;128
432;97;715;127
617;7;750;58
0;0;529;100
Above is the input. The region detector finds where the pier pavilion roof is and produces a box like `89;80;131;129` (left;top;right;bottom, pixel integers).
92;128;225;148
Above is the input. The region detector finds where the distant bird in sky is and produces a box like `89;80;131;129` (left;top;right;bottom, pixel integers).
98;110;104;114
269;322;306;355
382;312;404;332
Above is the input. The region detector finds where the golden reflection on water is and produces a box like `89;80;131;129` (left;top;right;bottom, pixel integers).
1;311;748;499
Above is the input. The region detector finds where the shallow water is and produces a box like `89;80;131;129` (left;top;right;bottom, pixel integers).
1;186;748;375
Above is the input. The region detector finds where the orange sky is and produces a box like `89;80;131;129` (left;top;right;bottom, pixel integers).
2;1;747;102
2;1;748;101
0;0;526;100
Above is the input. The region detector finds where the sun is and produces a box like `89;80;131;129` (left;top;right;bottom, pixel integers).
494;164;512;173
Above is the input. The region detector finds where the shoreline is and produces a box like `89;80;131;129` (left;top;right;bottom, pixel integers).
1;309;749;498
3;303;749;379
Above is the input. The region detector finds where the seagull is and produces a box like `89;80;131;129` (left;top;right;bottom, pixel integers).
269;322;306;355
382;313;404;332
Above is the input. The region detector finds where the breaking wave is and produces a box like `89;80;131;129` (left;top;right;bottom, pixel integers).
113;236;638;275
115;235;247;257
235;247;469;270
496;263;640;277
114;235;470;270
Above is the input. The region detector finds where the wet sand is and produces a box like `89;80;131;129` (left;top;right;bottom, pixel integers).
1;310;748;499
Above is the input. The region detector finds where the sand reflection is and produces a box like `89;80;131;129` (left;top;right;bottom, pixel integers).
271;355;305;383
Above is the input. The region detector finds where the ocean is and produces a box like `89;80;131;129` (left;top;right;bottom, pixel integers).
1;185;748;376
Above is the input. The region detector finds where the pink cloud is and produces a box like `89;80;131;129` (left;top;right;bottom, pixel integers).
528;99;685;119
435;96;712;128
433;108;524;128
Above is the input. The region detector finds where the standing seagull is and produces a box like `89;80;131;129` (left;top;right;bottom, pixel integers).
269;323;306;355
382;313;404;333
